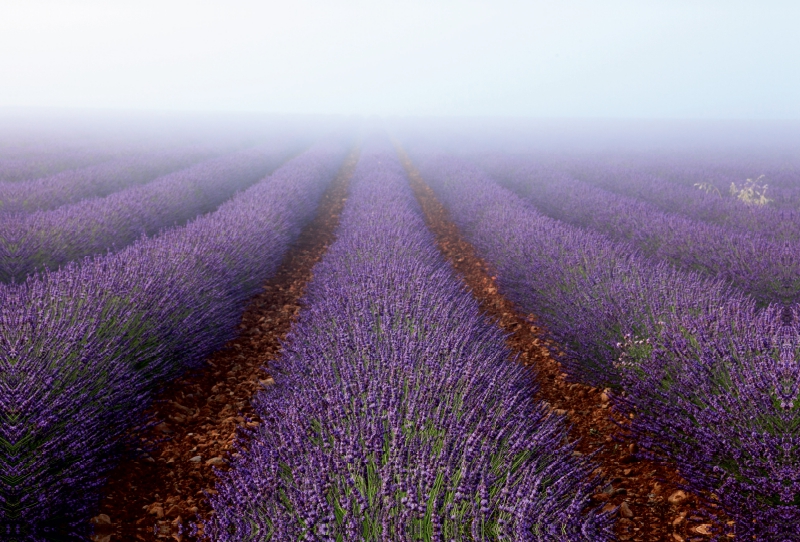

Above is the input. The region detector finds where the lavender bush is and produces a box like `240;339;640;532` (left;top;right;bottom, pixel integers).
0;149;217;214
0;144;346;539
628;160;800;236
0;143;297;283
619;303;800;540
415;155;739;387
566;157;799;240
0;153;107;184
415;154;798;539
478;158;797;304
205;148;612;541
609;156;800;198
480;154;800;239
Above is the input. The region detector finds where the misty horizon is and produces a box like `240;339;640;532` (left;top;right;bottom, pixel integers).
2;3;800;536
1;0;798;119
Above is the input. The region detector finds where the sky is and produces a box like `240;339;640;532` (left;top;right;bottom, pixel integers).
0;0;798;119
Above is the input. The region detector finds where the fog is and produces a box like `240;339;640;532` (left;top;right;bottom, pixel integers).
1;0;798;119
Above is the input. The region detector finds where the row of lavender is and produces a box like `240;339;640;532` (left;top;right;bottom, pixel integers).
0;143;298;283
0;144;346;539
479;157;796;304
480;154;799;241
616;157;800;202
0;141;199;185
0;153;108;184
566;158;800;239
205;147;612;541
0;119;303;184
415;155;800;540
0;148;217;214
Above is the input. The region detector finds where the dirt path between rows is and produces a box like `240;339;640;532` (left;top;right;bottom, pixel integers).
397;148;730;542
90;148;359;542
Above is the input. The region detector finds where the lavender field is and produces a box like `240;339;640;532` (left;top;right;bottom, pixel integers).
0;122;798;542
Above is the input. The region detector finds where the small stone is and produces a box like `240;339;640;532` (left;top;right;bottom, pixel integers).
206;457;226;466
629;443;637;454
619;501;634;518
172;402;192;413
668;490;688;505
600;392;611;403
155;423;173;434
601;503;616;514
553;409;567;416
189;456;202;463
166;505;181;517
673;514;686;525
673;535;685;542
652;482;662;495
91;514;111;525
623;469;632;476
591;493;611;502
694;524;712;535
148;505;164;518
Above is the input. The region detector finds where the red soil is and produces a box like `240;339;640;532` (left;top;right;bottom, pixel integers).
397;147;731;542
90;148;359;542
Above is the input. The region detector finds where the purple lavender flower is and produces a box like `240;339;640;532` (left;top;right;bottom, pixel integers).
0;143;300;283
0;143;346;539
479;155;797;305
205;144;611;541
0;149;215;215
415;153;800;539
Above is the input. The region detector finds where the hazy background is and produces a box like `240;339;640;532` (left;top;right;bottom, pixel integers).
1;0;798;119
